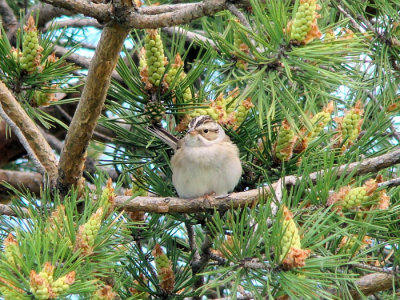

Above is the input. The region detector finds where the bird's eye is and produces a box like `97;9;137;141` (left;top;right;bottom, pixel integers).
203;129;209;133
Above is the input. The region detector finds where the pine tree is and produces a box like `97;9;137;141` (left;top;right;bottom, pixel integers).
0;0;399;299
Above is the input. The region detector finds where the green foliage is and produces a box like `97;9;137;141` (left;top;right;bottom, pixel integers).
0;182;132;298
2;0;400;299
0;18;79;129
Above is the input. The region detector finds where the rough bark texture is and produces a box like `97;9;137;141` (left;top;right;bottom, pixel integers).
0;170;42;196
0;204;26;217
57;24;130;193
115;188;268;213
114;148;400;213
0;0;18;39
28;3;74;29
0;81;58;183
350;273;397;299
40;0;251;29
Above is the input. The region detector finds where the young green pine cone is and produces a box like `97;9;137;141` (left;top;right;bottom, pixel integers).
51;271;75;296
92;285;117;300
144;29;166;87
131;183;148;197
20;16;42;73
144;101;166;124
99;178;115;213
32;90;48;106
290;0;316;41
3;233;21;268
233;20;250;70
30;263;55;299
328;185;370;211
280;206;301;261
0;278;26;300
341;110;362;143
279;206;311;269
189;106;218;121
309;112;329;137
342;187;368;209
235;98;253;125
309;101;334;139
338;235;371;256
289;0;321;44
75;208;103;255
275;120;297;161
152;244;175;294
0;287;27;300
164;54;192;103
10;47;22;62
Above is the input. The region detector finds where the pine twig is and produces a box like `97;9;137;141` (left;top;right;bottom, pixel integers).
40;0;251;29
113;147;400;213
349;272;399;300
0;169;43;196
0;0;18;40
53;45;123;83
192;225;214;299
350;262;399;275
162;27;218;50
57;13;131;193
44;17;102;31
0;81;58;184
336;4;364;33
226;3;251;30
379;177;400;189
0;104;45;175
0;150;399;216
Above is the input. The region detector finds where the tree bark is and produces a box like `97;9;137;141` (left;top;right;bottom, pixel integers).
57;24;130;194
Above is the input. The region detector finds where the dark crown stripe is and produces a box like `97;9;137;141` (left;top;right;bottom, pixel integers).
189;115;214;130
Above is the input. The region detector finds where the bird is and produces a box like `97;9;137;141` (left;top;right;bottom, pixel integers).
147;115;242;198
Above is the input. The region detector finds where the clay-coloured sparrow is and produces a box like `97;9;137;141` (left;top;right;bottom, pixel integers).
148;115;242;198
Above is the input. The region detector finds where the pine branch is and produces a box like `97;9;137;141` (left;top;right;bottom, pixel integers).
0;204;28;217
0;104;45;175
379;177;400;189
351;263;399;275
44;17;102;31
40;0;251;29
0;169;43;195
28;3;74;29
57;22;131;193
0;0;18;40
0;148;398;216
162;27;218;50
53;45;123;82
114;147;400;213
0;81;58;184
226;3;251;30
337;1;400;71
349;272;399;300
192;225;213;299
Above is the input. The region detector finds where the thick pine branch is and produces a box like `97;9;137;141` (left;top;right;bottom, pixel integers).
114;147;400;213
0;81;58;184
1;148;398;214
40;0;250;29
57;24;130;193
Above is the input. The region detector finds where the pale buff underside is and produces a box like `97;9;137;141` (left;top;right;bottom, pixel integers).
171;141;242;198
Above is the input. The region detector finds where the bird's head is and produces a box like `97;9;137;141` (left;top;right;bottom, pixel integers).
184;115;226;147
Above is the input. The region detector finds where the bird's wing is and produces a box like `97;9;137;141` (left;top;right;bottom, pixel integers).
146;125;179;151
